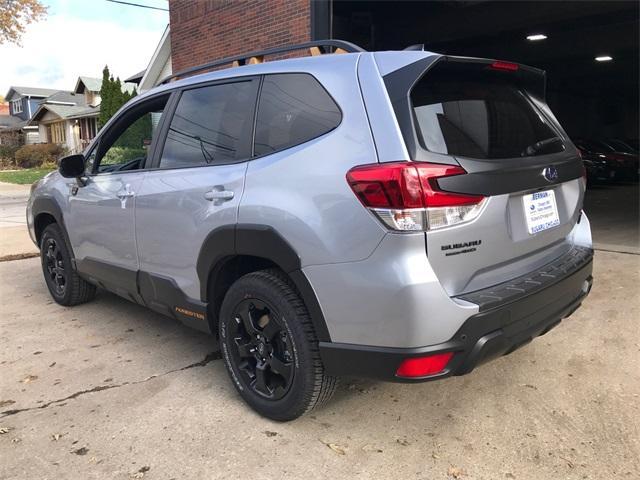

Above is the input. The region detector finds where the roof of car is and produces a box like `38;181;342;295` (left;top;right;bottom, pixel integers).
140;50;438;100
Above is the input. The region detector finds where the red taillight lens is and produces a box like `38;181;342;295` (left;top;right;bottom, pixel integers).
346;162;423;208
346;162;483;209
414;164;485;207
346;162;486;232
396;352;454;378
490;61;519;72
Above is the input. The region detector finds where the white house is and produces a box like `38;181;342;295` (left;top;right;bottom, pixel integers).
125;25;172;93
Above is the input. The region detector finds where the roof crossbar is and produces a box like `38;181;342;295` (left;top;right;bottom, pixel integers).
158;39;366;86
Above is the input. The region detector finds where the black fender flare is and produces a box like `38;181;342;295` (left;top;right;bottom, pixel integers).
31;196;75;258
196;224;331;342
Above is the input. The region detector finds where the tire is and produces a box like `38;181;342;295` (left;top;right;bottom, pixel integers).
40;223;96;306
218;269;337;421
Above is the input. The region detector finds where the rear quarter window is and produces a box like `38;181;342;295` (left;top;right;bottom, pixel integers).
254;73;341;156
411;63;564;159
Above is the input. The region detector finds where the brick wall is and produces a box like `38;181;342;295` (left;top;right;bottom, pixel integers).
169;0;312;72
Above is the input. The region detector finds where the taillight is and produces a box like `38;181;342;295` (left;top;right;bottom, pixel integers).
396;352;454;378
346;162;486;232
490;60;519;72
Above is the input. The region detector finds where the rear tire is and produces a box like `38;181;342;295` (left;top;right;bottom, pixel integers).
219;269;337;421
40;223;96;306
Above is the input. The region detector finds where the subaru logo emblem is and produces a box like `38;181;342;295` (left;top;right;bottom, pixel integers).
543;166;558;182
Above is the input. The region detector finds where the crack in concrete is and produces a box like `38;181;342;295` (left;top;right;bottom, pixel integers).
0;351;220;418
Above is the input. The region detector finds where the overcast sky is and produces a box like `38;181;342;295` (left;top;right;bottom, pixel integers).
0;0;169;97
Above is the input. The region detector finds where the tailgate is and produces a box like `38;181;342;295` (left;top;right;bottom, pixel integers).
383;55;585;295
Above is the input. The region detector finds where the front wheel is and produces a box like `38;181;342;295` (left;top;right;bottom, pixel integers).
40;223;96;306
219;269;337;421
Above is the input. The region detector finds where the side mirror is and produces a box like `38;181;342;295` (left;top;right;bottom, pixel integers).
58;154;86;178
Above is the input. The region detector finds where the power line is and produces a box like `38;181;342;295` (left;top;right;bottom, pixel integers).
105;0;168;12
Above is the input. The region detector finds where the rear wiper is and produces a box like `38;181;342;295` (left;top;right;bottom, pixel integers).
522;136;563;156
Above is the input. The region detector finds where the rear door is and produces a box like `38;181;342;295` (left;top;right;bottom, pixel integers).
134;77;259;309
384;57;584;295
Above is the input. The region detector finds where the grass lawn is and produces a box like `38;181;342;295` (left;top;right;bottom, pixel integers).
0;168;55;185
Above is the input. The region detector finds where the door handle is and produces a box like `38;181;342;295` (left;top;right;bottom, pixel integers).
204;187;234;203
116;184;135;199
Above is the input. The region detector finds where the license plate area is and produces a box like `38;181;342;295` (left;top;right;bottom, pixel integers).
523;190;560;235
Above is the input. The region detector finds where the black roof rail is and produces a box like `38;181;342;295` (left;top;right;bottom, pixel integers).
158;39;366;86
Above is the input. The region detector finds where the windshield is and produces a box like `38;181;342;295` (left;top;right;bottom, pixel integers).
411;63;565;159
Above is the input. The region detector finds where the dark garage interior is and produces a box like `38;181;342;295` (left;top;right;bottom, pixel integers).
326;1;639;252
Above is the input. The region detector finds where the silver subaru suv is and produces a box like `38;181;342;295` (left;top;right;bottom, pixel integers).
27;41;594;420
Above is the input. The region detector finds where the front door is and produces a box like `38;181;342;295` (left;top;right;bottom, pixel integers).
66;94;171;301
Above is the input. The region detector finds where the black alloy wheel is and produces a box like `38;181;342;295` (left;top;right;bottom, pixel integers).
44;237;66;296
40;223;96;306
228;298;294;400
219;269;338;421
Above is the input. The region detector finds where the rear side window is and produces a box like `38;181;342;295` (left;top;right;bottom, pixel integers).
254;74;341;156
160;80;256;168
411;63;564;159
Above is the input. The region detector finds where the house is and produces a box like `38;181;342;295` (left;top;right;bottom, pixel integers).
28;77;136;154
3;86;60;143
126;25;171;93
29;90;97;154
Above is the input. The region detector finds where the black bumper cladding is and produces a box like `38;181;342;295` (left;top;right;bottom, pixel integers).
319;246;594;382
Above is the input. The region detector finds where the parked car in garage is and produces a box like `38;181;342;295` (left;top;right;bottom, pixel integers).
575;140;619;183
602;138;638;155
575;139;638;181
580;153;616;185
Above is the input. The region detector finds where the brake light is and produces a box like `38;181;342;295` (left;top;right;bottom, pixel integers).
490;61;519;72
346;162;486;231
396;352;454;378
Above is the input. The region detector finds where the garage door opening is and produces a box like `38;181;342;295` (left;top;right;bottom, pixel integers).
326;0;639;253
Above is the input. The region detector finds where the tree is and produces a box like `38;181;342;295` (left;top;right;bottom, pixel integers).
0;0;47;45
98;66;137;129
98;66;112;128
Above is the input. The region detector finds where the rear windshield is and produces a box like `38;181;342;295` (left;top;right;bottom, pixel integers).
410;62;565;159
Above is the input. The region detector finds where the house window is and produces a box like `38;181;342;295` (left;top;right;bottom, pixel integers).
47;122;66;144
79;117;97;142
11;99;23;114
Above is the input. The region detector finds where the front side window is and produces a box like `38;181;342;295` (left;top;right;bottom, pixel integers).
94;96;167;173
159;80;256;169
253;73;341;156
411;63;564;159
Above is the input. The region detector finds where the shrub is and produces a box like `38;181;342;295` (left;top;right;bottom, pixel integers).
0;145;20;168
101;146;146;167
14;144;66;169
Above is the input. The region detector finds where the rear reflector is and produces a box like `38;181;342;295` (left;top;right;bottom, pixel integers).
346;162;485;231
396;352;454;378
490;61;519;72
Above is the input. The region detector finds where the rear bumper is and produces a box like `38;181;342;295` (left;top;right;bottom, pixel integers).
319;246;593;382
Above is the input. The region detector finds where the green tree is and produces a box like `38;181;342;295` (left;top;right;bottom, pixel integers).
98;67;137;129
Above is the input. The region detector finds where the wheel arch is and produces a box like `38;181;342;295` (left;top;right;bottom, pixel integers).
197;224;331;342
31;197;74;258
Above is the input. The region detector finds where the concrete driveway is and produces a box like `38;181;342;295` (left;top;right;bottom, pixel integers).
1;252;638;480
0;182;38;260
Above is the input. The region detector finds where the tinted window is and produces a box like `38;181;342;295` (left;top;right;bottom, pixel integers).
411;64;564;159
254;74;341;156
160;81;255;168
